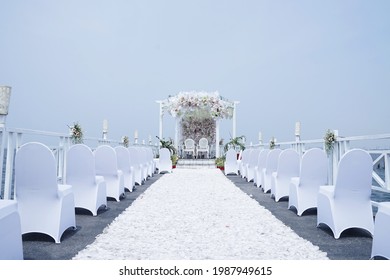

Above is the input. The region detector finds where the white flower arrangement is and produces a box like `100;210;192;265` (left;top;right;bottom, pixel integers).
162;91;234;119
122;136;129;147
324;129;336;154
269;137;276;149
68;122;83;144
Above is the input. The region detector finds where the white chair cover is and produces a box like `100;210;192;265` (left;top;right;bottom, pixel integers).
94;145;125;202
0;200;23;259
15;142;76;243
371;202;390;259
66;144;107;216
317;149;374;239
261;149;282;193
288;148;328;216
115;146;135;192
158;148;172;174
246;148;261;182
128;146;144;185
271;149;300;202
224;148;239;175
254;149;270;188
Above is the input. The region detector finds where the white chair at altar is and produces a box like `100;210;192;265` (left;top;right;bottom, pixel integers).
197;138;210;158
183;139;196;158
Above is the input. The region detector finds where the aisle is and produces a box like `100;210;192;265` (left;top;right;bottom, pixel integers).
73;169;328;260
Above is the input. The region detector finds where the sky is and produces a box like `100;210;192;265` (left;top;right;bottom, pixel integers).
0;0;389;146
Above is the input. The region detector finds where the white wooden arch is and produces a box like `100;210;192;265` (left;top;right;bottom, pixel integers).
156;91;239;158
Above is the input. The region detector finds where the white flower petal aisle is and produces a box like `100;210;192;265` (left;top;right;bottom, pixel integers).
73;169;328;260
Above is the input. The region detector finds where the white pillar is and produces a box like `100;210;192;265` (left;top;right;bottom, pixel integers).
216;120;220;158
174;117;179;152
156;101;163;144
233;101;239;138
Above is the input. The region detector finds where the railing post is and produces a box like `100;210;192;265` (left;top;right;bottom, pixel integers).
385;152;390;191
0;126;6;198
331;130;340;185
4;131;15;199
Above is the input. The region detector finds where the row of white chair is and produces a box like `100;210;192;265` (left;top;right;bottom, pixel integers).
226;147;390;259
0;142;157;259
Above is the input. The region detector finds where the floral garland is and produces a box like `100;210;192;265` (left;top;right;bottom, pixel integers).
162;91;234;119
324;129;336;154
68;122;83;144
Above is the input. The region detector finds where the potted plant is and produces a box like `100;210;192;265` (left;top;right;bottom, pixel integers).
224;135;245;159
215;156;225;171
156;136;177;155
171;154;179;168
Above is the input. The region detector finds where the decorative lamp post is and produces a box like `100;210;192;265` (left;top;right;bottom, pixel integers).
295;121;301;141
102;119;108;140
258;131;262;145
134;130;138;144
295;121;301;155
0;86;11;127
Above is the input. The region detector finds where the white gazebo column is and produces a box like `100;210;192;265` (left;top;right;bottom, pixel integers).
174;117;179;152
156;101;163;143
233;101;239;138
215;119;220;158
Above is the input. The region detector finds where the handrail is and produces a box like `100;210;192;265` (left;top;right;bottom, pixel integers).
0;127;158;199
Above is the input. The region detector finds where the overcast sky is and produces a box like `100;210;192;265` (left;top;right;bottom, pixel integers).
1;0;389;146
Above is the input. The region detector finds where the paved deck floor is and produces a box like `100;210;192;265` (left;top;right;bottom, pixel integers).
21;170;379;260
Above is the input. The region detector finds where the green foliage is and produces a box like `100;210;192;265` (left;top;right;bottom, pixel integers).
269;137;276;149
171;154;179;165
156;136;177;155
324;129;336;154
68;122;83;144
215;156;226;167
224;135;246;153
122;136;129;147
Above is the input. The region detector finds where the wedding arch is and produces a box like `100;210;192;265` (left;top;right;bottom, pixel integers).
156;91;239;157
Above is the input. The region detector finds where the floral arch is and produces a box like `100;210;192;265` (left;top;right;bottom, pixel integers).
157;91;239;158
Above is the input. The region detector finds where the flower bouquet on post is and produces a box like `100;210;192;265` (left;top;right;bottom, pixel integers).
68;122;84;144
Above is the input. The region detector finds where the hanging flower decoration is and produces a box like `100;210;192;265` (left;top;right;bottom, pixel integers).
68;122;84;144
161;91;234;119
324;129;336;154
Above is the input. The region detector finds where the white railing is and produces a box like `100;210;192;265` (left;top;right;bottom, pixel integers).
247;132;390;202
0;127;158;200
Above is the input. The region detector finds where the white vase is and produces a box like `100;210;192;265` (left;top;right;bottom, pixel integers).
0;86;11;116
